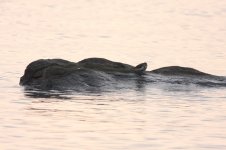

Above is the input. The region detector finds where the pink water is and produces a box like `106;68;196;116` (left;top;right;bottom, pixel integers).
0;0;226;149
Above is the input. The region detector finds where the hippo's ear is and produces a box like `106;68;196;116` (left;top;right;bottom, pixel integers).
134;62;147;73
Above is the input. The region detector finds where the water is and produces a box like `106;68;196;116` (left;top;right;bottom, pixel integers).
1;0;226;149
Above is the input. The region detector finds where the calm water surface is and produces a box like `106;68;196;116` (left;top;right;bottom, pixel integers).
0;0;226;149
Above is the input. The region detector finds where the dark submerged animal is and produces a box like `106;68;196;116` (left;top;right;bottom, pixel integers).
20;58;226;90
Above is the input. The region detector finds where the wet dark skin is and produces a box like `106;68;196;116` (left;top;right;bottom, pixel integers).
20;58;226;90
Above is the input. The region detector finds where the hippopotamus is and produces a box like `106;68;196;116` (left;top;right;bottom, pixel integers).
20;58;226;91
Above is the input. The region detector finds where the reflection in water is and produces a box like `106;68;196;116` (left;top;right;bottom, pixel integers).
22;74;226;101
24;89;72;99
